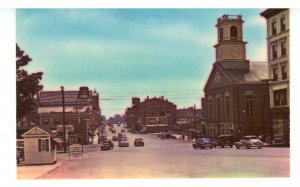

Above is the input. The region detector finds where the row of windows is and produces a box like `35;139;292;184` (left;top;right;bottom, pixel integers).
207;94;254;121
272;65;287;81
271;16;286;35
208;95;232;120
41;117;80;125
271;41;287;59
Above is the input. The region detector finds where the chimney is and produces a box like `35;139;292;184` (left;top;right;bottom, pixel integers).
78;86;90;98
161;96;164;100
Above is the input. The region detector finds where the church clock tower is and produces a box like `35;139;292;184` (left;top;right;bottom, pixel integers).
214;15;248;64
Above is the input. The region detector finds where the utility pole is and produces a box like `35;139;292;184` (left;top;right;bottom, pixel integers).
61;86;67;153
194;104;197;138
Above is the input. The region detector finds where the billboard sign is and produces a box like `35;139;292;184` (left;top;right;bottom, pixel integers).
146;117;167;126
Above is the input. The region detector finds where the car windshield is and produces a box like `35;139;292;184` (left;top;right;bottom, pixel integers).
198;138;211;143
244;136;258;140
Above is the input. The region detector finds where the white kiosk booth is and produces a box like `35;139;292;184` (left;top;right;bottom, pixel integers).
21;126;57;165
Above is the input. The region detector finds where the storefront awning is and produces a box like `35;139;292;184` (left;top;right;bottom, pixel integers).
52;138;63;144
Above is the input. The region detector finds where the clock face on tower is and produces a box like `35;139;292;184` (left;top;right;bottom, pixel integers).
229;46;240;58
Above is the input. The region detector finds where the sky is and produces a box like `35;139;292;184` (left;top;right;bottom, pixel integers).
16;9;267;118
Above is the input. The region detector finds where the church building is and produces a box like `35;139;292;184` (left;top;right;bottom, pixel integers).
202;15;270;140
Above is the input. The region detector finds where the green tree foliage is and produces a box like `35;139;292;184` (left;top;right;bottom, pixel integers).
16;44;43;122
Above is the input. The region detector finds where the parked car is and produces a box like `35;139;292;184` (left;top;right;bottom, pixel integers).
134;138;144;146
161;133;177;139
112;136;119;141
121;129;126;132
235;135;263;149
272;134;289;146
111;129;116;133
119;141;129;147
100;136;107;142
100;140;114;151
119;136;128;141
193;138;214;149
214;134;234;148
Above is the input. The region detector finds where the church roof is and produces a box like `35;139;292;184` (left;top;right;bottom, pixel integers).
222;62;268;82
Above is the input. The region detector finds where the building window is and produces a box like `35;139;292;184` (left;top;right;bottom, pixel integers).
230;26;238;40
54;120;60;125
216;98;220;119
272;21;277;35
208;99;212;120
42;119;49;126
272;44;278;59
281;41;287;56
219;28;223;41
280;17;286;32
225;96;230;118
245;95;254;117
71;118;78;123
282;65;287;80
38;139;49;152
273;67;278;81
274;89;287;106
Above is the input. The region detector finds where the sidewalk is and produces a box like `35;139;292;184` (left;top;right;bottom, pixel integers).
17;159;64;179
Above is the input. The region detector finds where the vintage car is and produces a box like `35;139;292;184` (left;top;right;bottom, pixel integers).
111;129;116;133
100;140;114;151
193;138;214;149
119;141;129;147
160;133;177;139
134;138;144;146
214;134;234;148
112;135;119;141
272;134;289;146
235;135;263;149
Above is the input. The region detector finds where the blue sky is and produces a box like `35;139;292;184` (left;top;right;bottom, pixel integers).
16;9;267;118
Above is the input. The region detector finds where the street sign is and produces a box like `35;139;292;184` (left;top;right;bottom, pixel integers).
69;144;83;160
83;144;100;152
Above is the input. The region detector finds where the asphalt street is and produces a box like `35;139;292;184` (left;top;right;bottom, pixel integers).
31;125;290;179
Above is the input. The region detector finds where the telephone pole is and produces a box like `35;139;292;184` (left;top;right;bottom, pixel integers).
61;86;67;153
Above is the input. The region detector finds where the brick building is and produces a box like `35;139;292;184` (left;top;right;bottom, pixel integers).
176;107;204;132
37;86;100;145
261;9;290;144
125;96;177;133
202;15;270;140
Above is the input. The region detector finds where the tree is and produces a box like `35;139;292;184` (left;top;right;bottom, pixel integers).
16;44;43;123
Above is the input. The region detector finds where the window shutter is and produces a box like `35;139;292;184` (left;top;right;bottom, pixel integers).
38;139;41;152
46;139;49;152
